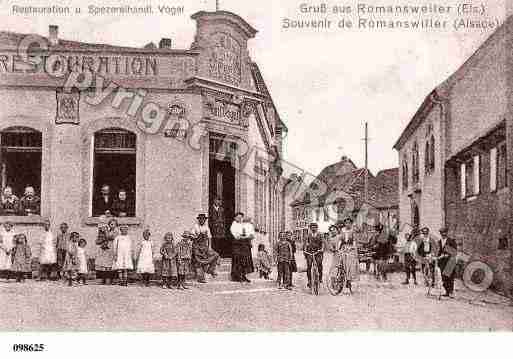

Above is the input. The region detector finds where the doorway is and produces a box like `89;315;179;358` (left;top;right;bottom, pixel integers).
209;137;236;258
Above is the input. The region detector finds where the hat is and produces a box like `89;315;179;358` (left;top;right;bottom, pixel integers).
439;227;448;234
181;230;195;239
309;222;318;228
197;213;207;219
421;226;429;233
235;211;244;217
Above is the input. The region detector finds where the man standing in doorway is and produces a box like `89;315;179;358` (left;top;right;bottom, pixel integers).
209;197;226;256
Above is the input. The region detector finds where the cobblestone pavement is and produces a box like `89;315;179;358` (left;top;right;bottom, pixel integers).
1;268;512;331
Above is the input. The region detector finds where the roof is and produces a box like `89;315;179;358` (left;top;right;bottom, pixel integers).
368;168;399;209
0;30;195;54
393;15;513;151
250;62;287;133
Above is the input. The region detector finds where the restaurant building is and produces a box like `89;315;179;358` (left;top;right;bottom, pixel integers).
0;11;288;258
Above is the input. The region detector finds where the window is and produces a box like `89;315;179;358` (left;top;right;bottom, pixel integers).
462;155;480;198
429;135;435;171
402;157;409;191
497;142;507;190
315;208;320;221
490;147;497;191
412;142;419;184
92;128;136;217
424;141;430;174
0;127;42;215
323;206;329;221
254;157;267;232
460;163;466;199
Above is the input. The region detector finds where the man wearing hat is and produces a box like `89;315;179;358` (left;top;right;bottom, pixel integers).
416;226;439;286
303;222;324;288
437;227;457;297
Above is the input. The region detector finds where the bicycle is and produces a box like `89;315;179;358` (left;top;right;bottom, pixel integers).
422;255;442;300
304;250;323;296
327;250;347;296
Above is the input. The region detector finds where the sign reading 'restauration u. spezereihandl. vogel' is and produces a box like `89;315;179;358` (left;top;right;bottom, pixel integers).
0;53;158;76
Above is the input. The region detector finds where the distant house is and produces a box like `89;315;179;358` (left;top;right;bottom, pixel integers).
288;156;399;241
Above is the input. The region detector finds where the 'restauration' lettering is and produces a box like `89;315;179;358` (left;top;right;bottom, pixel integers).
0;54;159;76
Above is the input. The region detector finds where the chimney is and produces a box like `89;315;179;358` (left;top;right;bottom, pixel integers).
49;25;59;46
159;38;172;49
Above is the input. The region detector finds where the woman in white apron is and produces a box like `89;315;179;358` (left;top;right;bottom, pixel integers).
39;220;57;280
0;222;16;279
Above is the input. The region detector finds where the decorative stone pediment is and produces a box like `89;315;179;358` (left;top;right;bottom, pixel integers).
56;90;80;124
203;93;252;128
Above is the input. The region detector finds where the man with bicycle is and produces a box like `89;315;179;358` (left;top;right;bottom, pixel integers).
416;227;439;286
303;222;324;288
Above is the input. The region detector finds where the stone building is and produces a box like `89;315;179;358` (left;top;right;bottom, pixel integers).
0;11;288;259
395;16;512;294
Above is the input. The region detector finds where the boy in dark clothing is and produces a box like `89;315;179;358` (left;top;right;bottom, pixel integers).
274;232;293;290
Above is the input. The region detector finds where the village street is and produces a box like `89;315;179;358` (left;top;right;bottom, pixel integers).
1;259;511;331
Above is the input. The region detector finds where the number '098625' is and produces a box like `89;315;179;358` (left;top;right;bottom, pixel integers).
12;344;45;352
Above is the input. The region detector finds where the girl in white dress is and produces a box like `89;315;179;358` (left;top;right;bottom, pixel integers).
39;220;57;281
0;221;16;280
77;238;88;285
136;229;155;286
113;225;133;286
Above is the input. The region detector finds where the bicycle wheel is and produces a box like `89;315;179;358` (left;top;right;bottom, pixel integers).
311;264;320;296
327;266;344;296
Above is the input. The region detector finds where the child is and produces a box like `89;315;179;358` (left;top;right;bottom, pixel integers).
136;229;155;287
160;232;177;289
176;231;193;290
256;244;272;280
112;225;133;286
0;221;16;281
39;220;57;281
11;234;32;282
63;232;80;286
274;231;293;290
77;238;88;285
56;222;70;280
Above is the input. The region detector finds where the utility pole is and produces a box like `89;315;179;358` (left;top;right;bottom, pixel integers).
363;122;369;204
216;0;219;11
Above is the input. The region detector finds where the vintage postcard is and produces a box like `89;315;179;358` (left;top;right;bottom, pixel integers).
0;0;512;348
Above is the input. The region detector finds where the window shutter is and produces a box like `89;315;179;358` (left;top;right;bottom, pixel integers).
473;155;480;195
490;147;497;191
460;163;466;199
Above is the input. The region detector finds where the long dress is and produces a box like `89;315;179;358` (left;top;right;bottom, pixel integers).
209;204;227;256
95;227;116;273
136;240;155;274
112;235;133;270
11;240;32;273
230;221;254;279
39;232;57;265
0;231;16;271
339;228;359;281
77;247;88;274
160;242;178;277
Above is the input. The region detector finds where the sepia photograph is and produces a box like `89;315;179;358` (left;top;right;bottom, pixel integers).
0;0;512;351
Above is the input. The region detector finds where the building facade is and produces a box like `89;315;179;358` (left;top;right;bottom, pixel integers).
0;11;287;258
395;16;512;294
393;92;446;235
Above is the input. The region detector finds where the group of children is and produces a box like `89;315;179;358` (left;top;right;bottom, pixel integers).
0;219;197;290
0;221;89;285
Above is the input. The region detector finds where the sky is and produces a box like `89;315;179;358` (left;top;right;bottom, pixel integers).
1;0;511;177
